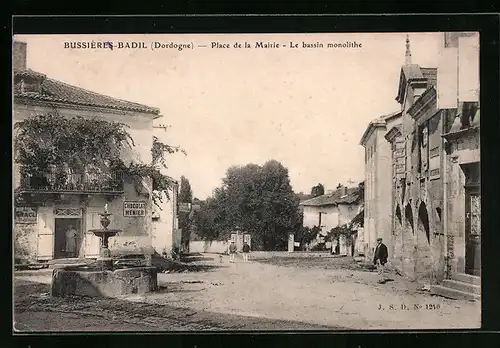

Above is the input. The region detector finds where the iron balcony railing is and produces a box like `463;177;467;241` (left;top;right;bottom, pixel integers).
19;171;124;193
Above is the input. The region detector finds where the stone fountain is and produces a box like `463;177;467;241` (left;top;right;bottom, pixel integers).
88;204;121;271
51;204;158;298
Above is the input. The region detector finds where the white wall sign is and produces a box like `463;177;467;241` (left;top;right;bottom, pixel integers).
123;201;146;217
15;206;37;224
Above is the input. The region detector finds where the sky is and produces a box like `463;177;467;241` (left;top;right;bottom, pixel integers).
15;33;443;199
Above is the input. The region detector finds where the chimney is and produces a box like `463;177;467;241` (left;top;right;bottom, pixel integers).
13;41;27;71
340;186;348;197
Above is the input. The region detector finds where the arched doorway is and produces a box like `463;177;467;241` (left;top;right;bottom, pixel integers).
416;202;433;281
402;203;415;277
393;204;404;262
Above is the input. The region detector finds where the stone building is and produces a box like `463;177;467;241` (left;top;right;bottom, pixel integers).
360;110;402;259
436;32;480;299
382;35;444;283
13;41;177;263
383;33;480;298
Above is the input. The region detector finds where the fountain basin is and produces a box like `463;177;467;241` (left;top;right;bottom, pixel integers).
51;266;158;298
88;229;121;238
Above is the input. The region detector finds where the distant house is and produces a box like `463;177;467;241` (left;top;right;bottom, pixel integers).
299;185;363;253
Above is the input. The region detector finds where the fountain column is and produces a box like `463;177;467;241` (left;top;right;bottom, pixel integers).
96;212;115;270
88;204;121;271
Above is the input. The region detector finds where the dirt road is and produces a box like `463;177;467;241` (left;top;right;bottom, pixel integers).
14;253;481;331
146;253;481;330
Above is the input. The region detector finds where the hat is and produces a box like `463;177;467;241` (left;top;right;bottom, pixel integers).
377;237;383;241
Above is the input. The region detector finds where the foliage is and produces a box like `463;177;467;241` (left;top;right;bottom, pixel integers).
310;183;325;198
295;192;312;202
178;176;194;247
193;160;301;250
294;224;320;250
14;113;183;207
179;176;193;203
325;224;357;246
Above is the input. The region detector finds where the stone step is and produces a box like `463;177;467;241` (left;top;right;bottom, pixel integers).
451;273;481;286
441;279;481;295
49;263;91;270
47;258;90;265
430;285;480;301
15;268;54;277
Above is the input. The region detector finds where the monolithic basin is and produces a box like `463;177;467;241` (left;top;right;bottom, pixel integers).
51;265;158;297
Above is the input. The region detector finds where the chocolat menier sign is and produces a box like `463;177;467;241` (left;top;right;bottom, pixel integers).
123;201;146;217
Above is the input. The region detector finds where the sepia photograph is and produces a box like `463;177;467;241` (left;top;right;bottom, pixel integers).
12;31;481;331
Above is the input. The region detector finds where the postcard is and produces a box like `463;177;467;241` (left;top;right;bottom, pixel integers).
12;32;480;331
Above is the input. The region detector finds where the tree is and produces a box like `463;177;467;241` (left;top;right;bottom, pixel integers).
179;176;193;203
178;176;194;249
310;183;325;197
294;217;320;250
14;113;183;207
295;192;311;201
194;160;301;251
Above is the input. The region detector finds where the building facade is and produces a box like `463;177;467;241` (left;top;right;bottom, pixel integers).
300;185;363;254
360;111;402;259
13;41;176;263
381;34;480;292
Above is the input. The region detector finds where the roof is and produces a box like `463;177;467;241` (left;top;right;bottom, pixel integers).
299;186;361;207
407;85;437;119
359;110;402;146
442;106;480;141
13;69;160;115
384;124;403;143
351;209;364;227
396;65;437;104
421;68;437;88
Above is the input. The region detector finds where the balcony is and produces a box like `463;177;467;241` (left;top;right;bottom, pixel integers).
18;171;124;194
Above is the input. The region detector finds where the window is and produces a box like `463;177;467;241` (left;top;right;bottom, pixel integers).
419;125;429;177
428;113;441;180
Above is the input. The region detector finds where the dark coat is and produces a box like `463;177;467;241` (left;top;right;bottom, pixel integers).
373;242;388;265
242;243;250;253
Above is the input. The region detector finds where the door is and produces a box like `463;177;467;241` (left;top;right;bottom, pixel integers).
465;188;481;276
84;211;101;258
54;218;81;259
37;207;54;261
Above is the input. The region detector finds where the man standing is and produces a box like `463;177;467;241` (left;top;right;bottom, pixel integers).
65;224;78;258
229;241;237;263
373;237;388;284
242;241;250;262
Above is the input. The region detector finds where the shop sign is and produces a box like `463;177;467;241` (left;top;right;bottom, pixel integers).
15;207;37;224
123;201;146;217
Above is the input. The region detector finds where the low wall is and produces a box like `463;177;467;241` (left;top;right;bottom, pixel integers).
109;236;155;256
189;240;228;254
51;266;157;297
247;251;335;259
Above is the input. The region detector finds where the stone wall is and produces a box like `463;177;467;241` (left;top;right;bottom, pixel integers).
14;222;38;263
445;131;480;275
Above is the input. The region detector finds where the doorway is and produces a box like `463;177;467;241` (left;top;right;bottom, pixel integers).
54;218;82;259
463;162;481;276
465;187;481;276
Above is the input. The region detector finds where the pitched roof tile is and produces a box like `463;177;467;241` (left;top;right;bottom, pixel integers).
299;186;361;207
13;69;160;115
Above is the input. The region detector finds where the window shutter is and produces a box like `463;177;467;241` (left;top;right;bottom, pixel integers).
428;113;441;179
